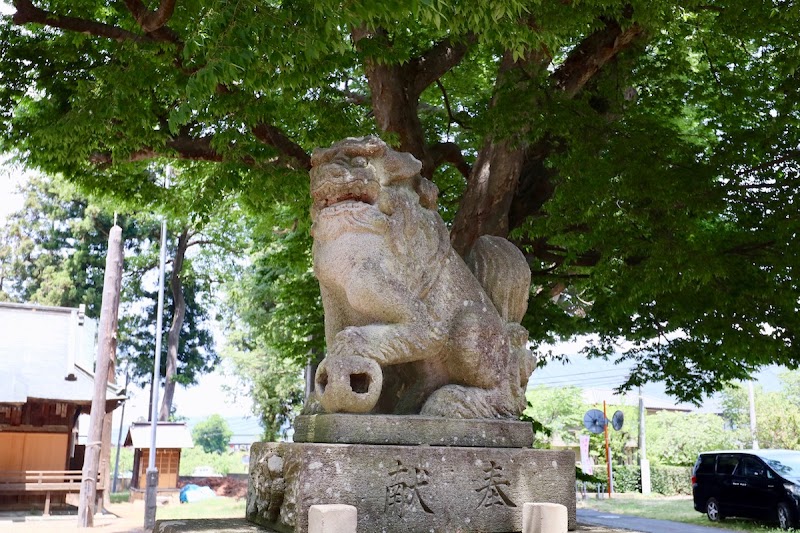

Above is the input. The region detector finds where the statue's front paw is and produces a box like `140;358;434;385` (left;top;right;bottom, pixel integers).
330;327;382;362
315;355;383;413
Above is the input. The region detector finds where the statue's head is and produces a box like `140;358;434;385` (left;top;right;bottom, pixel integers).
309;136;437;225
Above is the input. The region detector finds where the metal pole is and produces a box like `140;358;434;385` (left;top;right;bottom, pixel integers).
604;400;612;498
638;387;651;494
748;381;759;450
144;170;170;530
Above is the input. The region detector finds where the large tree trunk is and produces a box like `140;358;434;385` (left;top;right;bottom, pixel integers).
357;28;475;179
451;19;644;255
158;227;188;421
450;50;548;255
450;138;526;256
365;61;427;164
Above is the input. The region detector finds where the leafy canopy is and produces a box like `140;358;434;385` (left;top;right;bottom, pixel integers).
2;0;799;402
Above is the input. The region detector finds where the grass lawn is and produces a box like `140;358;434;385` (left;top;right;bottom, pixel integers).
109;491;130;504
156;496;246;520
578;494;791;532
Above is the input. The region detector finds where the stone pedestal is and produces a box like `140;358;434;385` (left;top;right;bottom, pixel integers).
247;415;576;533
294;414;535;448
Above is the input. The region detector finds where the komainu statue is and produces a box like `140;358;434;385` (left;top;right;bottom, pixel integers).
310;136;535;419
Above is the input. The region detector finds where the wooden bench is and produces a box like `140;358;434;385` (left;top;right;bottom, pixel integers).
0;470;103;515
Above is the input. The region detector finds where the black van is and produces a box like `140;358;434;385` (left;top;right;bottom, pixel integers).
692;449;800;530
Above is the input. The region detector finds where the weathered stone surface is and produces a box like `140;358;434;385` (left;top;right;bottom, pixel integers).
294;414;534;448
247;442;576;533
309;136;536;419
156;518;276;532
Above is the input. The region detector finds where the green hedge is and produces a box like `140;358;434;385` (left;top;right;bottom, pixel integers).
613;465;642;493
589;465;692;495
651;466;692;495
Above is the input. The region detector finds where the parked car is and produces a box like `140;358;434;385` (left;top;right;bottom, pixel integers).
692;449;800;530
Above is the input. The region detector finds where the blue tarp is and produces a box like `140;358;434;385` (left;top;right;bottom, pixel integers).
180;484;216;503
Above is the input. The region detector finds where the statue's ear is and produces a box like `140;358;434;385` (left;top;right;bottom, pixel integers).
383;150;422;182
417;178;438;210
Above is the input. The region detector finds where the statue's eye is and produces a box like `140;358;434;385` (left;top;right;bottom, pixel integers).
351;156;368;168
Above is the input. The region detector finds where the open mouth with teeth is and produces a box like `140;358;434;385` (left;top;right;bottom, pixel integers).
312;175;380;211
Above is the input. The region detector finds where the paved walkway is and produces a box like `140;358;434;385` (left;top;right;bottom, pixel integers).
577;509;741;533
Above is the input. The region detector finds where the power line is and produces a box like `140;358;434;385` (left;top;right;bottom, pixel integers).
532;367;632;379
531;373;632;386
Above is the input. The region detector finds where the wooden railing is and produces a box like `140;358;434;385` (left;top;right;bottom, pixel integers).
0;470;103;515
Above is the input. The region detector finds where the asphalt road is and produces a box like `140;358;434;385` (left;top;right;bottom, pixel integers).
577;508;743;533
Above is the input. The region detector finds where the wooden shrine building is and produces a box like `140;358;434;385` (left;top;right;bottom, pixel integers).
125;421;193;500
0;302;125;513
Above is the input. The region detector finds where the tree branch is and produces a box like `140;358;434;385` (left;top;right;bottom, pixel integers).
723;241;776;256
516;237;603;268
186;238;241;255
89;135;225;166
436;79;470;132
12;0;149;43
122;0;180;42
551;18;644;97
252;124;311;171
508;17;646;232
410;33;477;97
427;142;471;178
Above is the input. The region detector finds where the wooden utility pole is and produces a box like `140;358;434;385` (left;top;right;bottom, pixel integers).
78;224;124;527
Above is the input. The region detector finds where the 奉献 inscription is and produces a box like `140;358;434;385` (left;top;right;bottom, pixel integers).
385;459;434;516
475;460;516;509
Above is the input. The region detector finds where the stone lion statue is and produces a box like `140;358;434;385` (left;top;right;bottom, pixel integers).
309;136;535;419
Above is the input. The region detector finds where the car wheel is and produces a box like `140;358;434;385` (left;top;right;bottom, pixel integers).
706;498;724;522
777;502;794;530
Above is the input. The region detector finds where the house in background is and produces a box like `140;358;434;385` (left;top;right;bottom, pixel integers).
125;421;193;501
0;302;125;513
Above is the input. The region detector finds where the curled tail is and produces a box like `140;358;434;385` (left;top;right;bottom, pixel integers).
465;236;531;323
466;236;536;393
